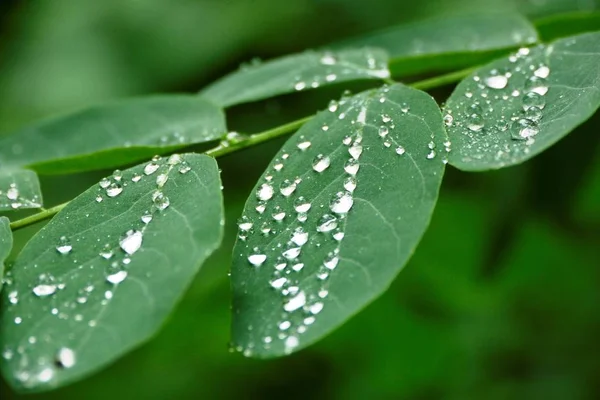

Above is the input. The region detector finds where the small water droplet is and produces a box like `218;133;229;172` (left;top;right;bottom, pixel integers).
467;113;484;132
317;214;338;232
320;52;337;65
99;178;111;189
283;247;301;260
297;140;312;151
272;206;286;221
291;228;309;246
156;173;169;188
324;252;339;270
178;162;191;174
238;216;253;231
395;146;406;155
343;176;357;192
309;302;324;314
533;65;550;79
131;173;142;183
525;76;549;96
56;236;72;254
348;143;363;160
522;92;546;110
33;284;57;297
270;277;287;289
141;212;153;224
510;118;539;140
99;244;114;259
378;126;389;137
400;103;410;113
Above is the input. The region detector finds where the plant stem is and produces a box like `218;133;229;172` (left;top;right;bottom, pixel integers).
9;203;69;230
8;66;474;232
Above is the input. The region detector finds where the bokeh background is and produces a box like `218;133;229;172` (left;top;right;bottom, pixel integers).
1;0;599;398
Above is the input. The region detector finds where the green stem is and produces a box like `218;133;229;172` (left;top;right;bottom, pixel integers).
8;66;474;232
9;203;69;230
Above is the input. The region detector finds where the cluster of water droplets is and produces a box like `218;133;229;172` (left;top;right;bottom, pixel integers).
0;181;41;210
236;95;387;355
1;154;191;387
291;49;390;93
443;45;551;163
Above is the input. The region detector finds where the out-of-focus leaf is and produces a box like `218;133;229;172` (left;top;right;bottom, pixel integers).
0;96;226;174
333;13;538;77
444;32;600;171
535;11;600;41
231;84;447;357
0;153;224;392
200;48;390;107
0;169;43;212
0;217;12;291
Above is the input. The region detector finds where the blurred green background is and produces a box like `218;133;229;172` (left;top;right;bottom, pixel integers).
1;0;599;399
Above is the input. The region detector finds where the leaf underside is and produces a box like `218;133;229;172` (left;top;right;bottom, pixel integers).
0;153;224;392
231;84;447;357
444;31;600;171
0;96;226;174
200;48;390;107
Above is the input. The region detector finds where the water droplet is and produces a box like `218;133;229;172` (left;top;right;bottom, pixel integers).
238;216;253;231
467;113;484;132
309;302;324;314
294;81;306;91
248;249;266;266
312;154;331;173
99;178;111;189
56;236;72;254
400;103;410;113
131;173;142;183
510;118;539;140
291;228;309;246
330;191;353;214
256;183;274;201
33;284;57;297
533;65;550;78
112;169;123;182
328;100;338;113
272;206;286;221
381;114;392;123
395;146;406;155
106;270;127;285
144;162;160;175
524;106;543;122
525;76;548;96
522;92;546;110
99;244;114;259
106;183;123;198
279;321;291;330
141;212;153;224
56;347;76;368
320;52;337;65
426;150;436;160
284;291;306;312
284;336;299;352
283;247;301;260
294;197;311;213
95;195;103;203
270;277;287;289
297;140;311;151
120;230;143;255
378;126;389;137
178;162;191;174
156;173;168;187
152;191;170;210
484;74;508;89
348;143;363;160
279;179;297;197
344;159;360;176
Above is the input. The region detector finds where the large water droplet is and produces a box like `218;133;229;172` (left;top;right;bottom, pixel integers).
317;214;338;232
106;270;128;285
144;162;160;175
525;76;549;96
248;249;266;266
56;347;76;369
344;159;360;176
283;291;306;312
291;228;309;246
348;143;363;160
256;183;274;201
106;183;123;198
330;192;353;214
119;230;143;255
484;74;508;89
312;154;331;173
283;247;301;260
510;118;539;140
294;197;311;213
152;192;170;211
467;113;484;132
32;284;57;297
522;92;546;110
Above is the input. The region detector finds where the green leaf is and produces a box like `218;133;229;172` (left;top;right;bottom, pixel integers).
333;12;538;78
0;169;43;212
230;84;447;357
535;11;600;41
0;153;224;392
200;48;390;107
444;32;600;171
0;217;12;291
0;96;226;174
